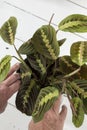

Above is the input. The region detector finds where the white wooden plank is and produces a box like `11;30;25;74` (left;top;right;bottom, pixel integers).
67;0;87;9
3;0;87;40
0;104;31;130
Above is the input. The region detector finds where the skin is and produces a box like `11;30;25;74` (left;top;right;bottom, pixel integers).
29;96;67;130
0;63;21;113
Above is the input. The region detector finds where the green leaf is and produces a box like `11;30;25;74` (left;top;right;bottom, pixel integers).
18;61;32;84
18;39;35;55
83;98;87;114
79;65;87;80
32;86;59;122
59;56;79;77
16;79;40;115
69;81;87;99
58;14;87;33
0;55;12;82
70;41;87;66
0;17;17;44
71;97;84;127
74;79;87;91
27;54;46;75
58;38;66;46
31;25;60;60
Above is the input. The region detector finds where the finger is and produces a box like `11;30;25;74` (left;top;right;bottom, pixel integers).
7;80;20;99
53;95;62;113
6;63;20;78
59;105;67;121
0;102;8;113
4;73;20;86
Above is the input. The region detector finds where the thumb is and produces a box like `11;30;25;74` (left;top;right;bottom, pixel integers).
59;105;67;121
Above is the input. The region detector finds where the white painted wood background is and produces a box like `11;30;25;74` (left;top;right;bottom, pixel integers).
0;0;87;130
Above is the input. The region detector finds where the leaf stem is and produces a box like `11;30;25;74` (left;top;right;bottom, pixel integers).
63;67;81;79
12;56;22;62
61;79;66;93
13;44;32;74
66;90;77;116
49;13;55;25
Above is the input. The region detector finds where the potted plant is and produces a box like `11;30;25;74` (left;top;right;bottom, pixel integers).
0;14;87;128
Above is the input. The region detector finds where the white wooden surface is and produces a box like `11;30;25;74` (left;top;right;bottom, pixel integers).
0;0;87;130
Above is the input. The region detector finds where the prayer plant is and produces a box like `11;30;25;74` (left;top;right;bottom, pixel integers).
0;14;87;128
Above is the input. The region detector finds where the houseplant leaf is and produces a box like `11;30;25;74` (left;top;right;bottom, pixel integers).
17;60;32;84
59;55;80;79
74;79;87;91
32;86;59;122
74;78;87;114
18;39;35;55
70;41;87;66
58;14;87;33
68;81;87;99
0;55;12;82
83;98;87;114
71;97;84;127
58;38;66;46
79;65;87;79
0;17;17;44
16;79;40;115
31;25;59;60
27;53;46;75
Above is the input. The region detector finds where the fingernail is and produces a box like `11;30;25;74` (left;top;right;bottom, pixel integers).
62;105;67;110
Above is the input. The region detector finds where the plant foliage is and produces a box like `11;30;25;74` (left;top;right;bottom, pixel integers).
0;14;87;127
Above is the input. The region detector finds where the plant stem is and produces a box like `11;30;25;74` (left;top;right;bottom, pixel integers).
56;29;59;34
13;44;32;74
63;67;81;79
12;56;22;62
66;91;77;116
49;13;55;25
61;79;66;93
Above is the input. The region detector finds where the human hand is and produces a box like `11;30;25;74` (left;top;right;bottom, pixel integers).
29;96;67;130
0;63;21;113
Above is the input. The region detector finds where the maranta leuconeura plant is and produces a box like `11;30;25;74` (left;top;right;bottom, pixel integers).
0;14;87;127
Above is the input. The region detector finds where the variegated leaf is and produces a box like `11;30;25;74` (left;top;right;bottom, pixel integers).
27;54;46;75
18;39;35;55
69;81;87;99
16;79;40;115
70;41;87;66
32;86;59;122
0;55;12;82
74;79;87;91
71;97;84;127
31;25;60;60
17;61;32;84
58;14;87;32
59;55;80;78
0;17;17;44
